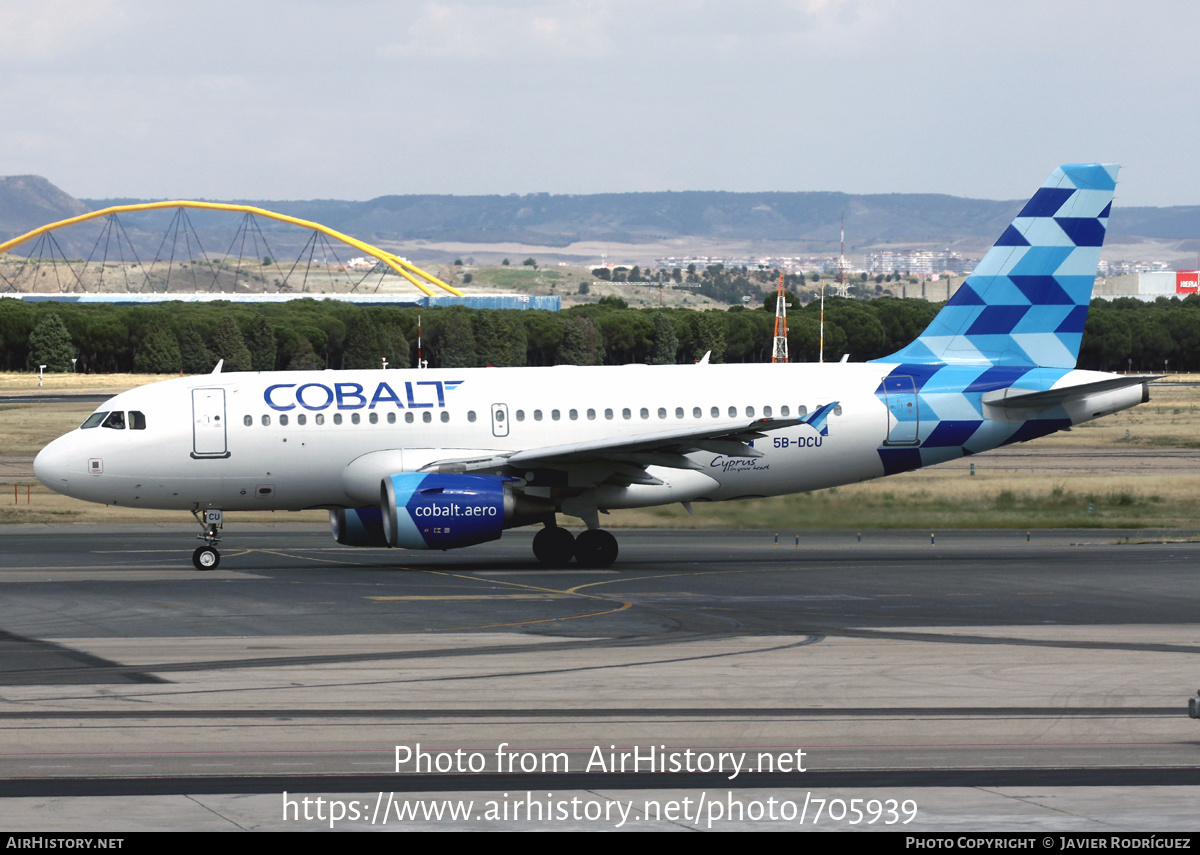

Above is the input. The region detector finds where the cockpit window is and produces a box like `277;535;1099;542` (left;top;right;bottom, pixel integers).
81;412;108;429
129;411;146;430
101;411;126;430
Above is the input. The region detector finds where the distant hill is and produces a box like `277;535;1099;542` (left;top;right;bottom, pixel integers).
0;176;88;237
81;191;1025;248
0;176;1195;257
83;191;1200;249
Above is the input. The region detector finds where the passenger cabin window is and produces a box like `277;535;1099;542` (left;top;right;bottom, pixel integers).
101;412;126;430
280;414;289;426
81;412;108;429
244;415;253;427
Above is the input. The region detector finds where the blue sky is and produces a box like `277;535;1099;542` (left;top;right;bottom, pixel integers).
0;0;1194;206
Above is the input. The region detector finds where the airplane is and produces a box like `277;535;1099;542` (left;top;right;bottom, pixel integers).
34;163;1152;571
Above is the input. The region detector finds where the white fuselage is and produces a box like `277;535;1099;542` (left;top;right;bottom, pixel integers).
33;361;1132;516
36;363;889;512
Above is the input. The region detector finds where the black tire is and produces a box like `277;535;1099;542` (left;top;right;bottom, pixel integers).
533;527;576;567
574;529;618;568
192;545;220;571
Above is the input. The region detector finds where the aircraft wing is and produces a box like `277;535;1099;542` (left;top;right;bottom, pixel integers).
419;407;836;485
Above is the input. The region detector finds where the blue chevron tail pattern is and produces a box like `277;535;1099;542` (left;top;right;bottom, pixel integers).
868;165;1119;477
879;163;1118;369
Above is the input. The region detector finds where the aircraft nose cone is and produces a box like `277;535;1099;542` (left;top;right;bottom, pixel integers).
34;436;71;494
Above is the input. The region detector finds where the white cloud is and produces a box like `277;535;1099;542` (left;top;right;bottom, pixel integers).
0;1;128;63
380;1;617;59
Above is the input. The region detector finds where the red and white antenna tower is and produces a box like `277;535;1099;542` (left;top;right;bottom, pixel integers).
771;272;789;363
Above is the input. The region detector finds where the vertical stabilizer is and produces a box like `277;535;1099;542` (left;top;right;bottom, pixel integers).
880;163;1118;368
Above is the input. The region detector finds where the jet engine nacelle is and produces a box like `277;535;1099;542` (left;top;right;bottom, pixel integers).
381;472;511;550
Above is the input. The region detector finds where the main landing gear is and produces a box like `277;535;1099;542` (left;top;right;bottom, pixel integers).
191;507;223;571
532;525;618;568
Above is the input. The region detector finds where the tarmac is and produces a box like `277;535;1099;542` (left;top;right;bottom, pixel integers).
1;524;1198;831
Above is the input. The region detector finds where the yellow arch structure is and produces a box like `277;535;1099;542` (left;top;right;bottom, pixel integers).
0;200;463;297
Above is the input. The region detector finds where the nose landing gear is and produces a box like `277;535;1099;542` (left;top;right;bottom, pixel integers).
192;544;220;570
191;507;223;571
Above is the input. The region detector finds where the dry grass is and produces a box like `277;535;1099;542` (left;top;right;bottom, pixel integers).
0;403;95;456
2;376;1198;529
607;472;1200;531
0;372;178;395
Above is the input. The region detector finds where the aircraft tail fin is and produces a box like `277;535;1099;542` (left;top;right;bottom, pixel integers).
879;163;1118;369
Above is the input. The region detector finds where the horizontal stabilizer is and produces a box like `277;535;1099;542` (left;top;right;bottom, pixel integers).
982;375;1155;424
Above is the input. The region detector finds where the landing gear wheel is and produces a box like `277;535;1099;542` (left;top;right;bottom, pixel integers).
192;545;221;571
574;529;618;568
533;527;576;567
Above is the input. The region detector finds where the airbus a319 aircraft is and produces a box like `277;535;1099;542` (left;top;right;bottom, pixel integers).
35;164;1152;570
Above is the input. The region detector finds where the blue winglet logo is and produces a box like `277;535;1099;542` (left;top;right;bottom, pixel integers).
802;402;838;437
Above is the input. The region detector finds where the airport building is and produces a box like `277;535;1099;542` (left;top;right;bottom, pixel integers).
1093;271;1199;301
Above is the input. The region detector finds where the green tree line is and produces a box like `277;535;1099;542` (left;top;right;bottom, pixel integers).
5;294;1198;374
